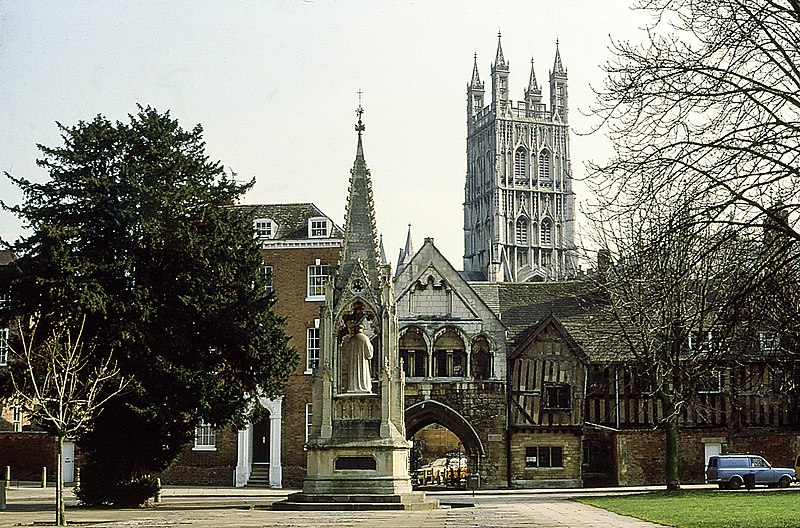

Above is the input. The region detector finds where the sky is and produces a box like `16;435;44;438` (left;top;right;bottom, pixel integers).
0;1;648;269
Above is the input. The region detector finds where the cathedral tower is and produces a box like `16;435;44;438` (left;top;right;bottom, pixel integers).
464;35;576;282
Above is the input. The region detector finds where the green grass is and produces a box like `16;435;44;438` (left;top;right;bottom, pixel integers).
576;490;800;528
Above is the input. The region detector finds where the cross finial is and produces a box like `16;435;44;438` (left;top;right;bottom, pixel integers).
355;89;365;135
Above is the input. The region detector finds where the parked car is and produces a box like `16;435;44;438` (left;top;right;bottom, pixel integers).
706;455;796;489
417;458;448;485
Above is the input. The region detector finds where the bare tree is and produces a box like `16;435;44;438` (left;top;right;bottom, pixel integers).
589;204;760;489
586;0;800;489
591;0;800;236
8;318;128;526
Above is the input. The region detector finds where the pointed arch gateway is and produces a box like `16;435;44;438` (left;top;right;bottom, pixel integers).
405;400;486;457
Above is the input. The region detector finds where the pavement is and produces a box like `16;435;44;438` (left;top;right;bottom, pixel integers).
0;484;716;527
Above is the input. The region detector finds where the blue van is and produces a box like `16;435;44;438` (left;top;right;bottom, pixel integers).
706;455;795;489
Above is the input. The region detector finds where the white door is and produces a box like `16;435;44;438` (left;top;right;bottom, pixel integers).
704;443;722;478
62;441;75;483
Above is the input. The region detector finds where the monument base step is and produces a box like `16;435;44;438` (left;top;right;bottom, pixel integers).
272;492;439;511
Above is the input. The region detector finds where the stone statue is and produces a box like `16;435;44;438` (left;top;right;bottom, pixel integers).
342;321;373;393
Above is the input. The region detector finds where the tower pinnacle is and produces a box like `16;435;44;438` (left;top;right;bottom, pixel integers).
494;31;508;70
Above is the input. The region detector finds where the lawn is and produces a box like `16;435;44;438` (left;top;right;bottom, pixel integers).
576;490;800;528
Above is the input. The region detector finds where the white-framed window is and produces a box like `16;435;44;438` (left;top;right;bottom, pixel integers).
305;403;313;443
306;261;331;300
254;218;275;239
260;265;273;294
306;320;320;373
697;369;723;394
193;422;216;451
0;292;10;310
0;327;8;366
308;218;330;238
12;405;23;432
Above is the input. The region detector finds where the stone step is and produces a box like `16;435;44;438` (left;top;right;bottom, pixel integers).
273;500;439;511
286;492;432;504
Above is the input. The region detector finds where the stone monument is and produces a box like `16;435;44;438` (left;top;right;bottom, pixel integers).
274;106;436;510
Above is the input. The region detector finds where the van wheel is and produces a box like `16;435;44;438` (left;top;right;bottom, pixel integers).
728;477;743;490
779;476;791;488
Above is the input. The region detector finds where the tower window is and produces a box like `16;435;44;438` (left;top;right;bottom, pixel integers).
516;217;528;246
514;148;527;181
541;219;552;246
538;150;551;185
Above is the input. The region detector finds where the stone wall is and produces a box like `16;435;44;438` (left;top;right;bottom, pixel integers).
406;380;507;487
509;430;582;488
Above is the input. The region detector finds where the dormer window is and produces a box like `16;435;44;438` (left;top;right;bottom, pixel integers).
309;218;330;238
254;218;275;239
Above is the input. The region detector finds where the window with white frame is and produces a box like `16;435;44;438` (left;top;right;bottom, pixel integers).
253;218;275;239
260;266;273;294
0;327;8;366
308;218;329;238
12;405;23;432
697;369;723;394
306;320;320;373
0;292;9;310
194;422;216;450
305;403;313;443
307;262;331;299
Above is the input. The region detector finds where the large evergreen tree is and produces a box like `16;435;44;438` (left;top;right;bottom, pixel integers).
2;106;296;504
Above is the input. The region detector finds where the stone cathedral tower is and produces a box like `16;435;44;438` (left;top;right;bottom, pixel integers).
464;34;576;282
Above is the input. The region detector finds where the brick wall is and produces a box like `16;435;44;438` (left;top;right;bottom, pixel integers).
159;428;238;486
263;245;340;488
0;432;56;482
614;428;800;486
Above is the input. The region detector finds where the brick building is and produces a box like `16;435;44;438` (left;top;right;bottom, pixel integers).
161;203;343;488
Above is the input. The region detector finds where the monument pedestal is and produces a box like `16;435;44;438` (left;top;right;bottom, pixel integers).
274;112;437;511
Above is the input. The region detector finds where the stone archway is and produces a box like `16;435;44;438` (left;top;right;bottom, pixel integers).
405;400;485;457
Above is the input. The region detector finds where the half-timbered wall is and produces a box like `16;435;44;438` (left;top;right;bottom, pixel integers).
584;362;800;430
510;324;585;428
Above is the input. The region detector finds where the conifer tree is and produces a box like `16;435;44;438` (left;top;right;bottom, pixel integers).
2;106;296;505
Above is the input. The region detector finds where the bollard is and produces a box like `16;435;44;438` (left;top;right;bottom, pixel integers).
0;480;6;510
153;477;162;503
4;467;9;489
41;466;47;488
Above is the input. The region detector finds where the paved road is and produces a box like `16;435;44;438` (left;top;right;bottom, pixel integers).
0;485;680;527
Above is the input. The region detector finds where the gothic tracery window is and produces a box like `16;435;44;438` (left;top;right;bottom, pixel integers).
541;218;552;246
516;217;528;246
538;150;551;185
514;147;527;181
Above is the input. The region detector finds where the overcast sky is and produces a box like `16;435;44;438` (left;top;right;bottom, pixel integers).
0;1;648;269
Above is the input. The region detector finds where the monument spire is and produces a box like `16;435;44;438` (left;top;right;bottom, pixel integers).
337;98;381;291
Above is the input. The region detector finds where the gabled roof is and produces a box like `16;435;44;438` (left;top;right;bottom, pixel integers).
235;203;343;241
471;279;622;361
509;312;588;363
396;238;503;328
